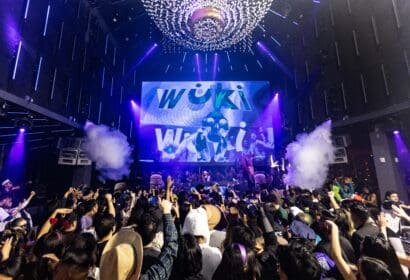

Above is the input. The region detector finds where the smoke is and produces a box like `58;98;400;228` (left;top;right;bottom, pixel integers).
284;120;335;190
83;121;133;181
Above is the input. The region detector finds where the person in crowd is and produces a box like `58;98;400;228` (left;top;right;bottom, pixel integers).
0;172;409;280
170;234;204;280
213;243;261;280
182;207;222;280
349;203;380;258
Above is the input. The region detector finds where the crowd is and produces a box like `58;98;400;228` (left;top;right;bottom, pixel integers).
0;174;409;280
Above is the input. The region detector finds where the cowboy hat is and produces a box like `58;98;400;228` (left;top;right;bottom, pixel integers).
100;228;143;280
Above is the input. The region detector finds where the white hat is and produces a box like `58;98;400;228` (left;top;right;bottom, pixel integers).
290;206;303;217
182;207;210;244
1;179;11;187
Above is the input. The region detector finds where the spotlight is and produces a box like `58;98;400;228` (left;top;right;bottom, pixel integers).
14;117;33;131
393;130;400;135
19;128;25;133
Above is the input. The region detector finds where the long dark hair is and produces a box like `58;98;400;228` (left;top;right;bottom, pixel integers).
172;234;203;279
213;243;261;280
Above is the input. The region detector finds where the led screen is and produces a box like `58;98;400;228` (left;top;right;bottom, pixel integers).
139;81;274;163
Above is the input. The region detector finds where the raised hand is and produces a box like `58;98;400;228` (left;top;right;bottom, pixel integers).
1;237;13;262
160;198;173;214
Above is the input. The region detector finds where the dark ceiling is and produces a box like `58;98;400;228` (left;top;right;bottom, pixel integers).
84;0;317;81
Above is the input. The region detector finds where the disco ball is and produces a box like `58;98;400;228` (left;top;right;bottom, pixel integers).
141;0;274;51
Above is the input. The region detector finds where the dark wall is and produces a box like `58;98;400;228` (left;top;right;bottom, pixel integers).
292;0;410;128
0;0;135;137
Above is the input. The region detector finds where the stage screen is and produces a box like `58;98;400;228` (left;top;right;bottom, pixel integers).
139;81;274;163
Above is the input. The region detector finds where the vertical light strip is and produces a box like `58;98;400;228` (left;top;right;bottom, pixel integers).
346;0;352;15
371;16;380;46
324;90;329;116
104;35;108;55
101;67;105;88
256;60;263;69
309;96;314;120
334;41;341;67
76;0;81;18
341;82;347;110
98;102;102;124
71;35;77;61
65;79;71;108
360;74;368;103
329;1;335;26
12;41;22;80
43;5;51;36
403;50;410;78
34;57;43;91
58;22;64;49
226;51;231;63
133;70;136;86
113;47;116;66
129;121;133;139
110;77;114;96
391;0;401;29
352;30;360;56
182;52;187;63
82;47;87;72
381;64;390;96
50;68;57;100
24;0;31;19
117;114;121;130
313;16;318;38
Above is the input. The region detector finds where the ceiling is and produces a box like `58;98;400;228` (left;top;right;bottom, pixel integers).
84;0;318;81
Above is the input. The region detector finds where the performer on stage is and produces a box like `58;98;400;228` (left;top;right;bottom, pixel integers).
1;179;22;206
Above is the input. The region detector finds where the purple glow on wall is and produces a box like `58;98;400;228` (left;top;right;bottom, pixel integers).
5;15;20;52
393;132;410;179
256;41;292;78
5;130;25;183
212;53;218;80
195;53;202;81
272;92;282;138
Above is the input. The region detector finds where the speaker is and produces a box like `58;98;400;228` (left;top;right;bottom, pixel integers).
58;138;92;166
333;147;348;164
58;149;78;165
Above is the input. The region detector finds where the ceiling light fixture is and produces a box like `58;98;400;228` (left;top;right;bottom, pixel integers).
141;0;274;51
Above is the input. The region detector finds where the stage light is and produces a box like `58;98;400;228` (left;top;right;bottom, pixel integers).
141;0;274;51
212;53;218;80
14;116;33;132
256;41;292;78
393;130;400;135
195;53;202;81
5;124;26;183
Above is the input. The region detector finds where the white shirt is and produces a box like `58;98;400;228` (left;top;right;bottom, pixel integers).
199;243;222;280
